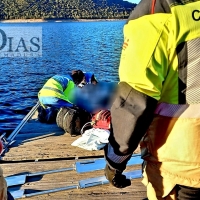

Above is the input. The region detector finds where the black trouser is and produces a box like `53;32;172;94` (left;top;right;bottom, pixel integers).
175;185;200;200
143;185;200;200
7;191;14;200
141;162;200;199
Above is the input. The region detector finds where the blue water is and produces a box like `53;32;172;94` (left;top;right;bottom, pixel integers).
0;20;125;134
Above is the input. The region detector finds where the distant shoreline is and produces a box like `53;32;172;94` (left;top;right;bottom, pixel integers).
0;18;126;23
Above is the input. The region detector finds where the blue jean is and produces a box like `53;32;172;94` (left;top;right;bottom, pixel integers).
39;97;73;108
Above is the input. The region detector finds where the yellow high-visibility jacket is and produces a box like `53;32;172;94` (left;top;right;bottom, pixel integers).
38;75;75;103
105;0;200;199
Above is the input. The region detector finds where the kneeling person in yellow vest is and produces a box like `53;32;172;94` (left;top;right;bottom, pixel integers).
38;70;85;108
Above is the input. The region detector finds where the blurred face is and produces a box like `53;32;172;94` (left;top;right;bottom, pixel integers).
72;82;118;113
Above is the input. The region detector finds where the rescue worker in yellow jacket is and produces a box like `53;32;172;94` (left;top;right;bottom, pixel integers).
104;0;200;199
38;70;85;108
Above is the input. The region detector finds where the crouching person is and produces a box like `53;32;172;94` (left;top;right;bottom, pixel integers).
37;70;85;123
38;70;85;109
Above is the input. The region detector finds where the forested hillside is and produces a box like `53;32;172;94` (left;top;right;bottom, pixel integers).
0;0;136;20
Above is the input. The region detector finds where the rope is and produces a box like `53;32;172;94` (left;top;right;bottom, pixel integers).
151;0;156;14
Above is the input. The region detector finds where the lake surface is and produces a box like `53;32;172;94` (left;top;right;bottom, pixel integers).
0;20;125;134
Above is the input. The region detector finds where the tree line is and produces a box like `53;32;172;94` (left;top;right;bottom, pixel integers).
0;0;136;20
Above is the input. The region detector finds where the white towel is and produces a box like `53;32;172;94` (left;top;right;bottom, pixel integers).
71;128;110;151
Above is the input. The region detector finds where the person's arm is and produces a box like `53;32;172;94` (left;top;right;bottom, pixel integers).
105;82;157;168
104;83;157;188
104;12;170;187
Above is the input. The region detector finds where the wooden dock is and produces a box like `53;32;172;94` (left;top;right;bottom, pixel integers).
1;111;147;200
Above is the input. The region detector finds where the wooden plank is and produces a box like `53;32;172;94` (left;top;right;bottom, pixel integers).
3;137;105;161
2;160;147;200
1;109;147;199
3;119;141;161
2;119;106;161
2;109;141;161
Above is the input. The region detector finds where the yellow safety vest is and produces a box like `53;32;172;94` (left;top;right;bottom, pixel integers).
38;78;75;103
119;1;200;198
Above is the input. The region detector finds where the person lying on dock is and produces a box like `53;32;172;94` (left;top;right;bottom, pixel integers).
71;81;118;113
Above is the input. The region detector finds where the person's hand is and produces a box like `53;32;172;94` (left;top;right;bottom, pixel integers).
104;164;131;188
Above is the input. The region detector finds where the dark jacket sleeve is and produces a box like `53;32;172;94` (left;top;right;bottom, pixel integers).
105;82;158;171
127;0;170;23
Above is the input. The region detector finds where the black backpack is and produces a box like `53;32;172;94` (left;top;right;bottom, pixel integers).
56;107;92;136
